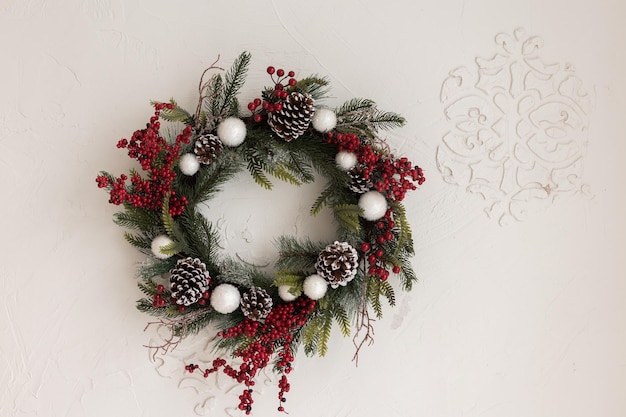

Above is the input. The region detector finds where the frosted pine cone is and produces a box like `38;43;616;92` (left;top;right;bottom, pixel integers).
194;133;223;164
268;92;315;142
348;165;373;194
315;241;359;288
169;257;211;306
240;287;273;321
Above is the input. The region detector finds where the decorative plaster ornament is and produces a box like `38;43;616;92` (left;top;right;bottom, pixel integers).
151;235;174;259
278;285;299;302
302;274;328;300
217;117;247;147
358;190;388;221
179;153;200;176
210;283;241;314
335;151;358;171
311;108;337;133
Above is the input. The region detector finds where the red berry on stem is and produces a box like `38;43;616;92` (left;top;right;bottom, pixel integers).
277;68;285;77
267;66;275;75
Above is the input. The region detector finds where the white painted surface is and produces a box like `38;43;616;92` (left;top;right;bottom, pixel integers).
1;1;624;416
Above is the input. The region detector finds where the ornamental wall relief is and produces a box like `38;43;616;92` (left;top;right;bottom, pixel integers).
437;28;592;225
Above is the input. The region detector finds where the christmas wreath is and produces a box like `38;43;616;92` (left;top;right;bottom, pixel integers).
96;52;425;414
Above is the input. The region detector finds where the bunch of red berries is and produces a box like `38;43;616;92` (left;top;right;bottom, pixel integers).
187;297;316;414
246;66;298;123
326;131;425;203
96;103;192;216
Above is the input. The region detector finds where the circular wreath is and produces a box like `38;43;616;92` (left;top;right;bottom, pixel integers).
96;52;425;414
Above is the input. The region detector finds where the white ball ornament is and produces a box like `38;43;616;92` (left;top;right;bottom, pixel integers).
311;108;337;133
278;285;299;302
303;274;328;300
179;153;200;176
151;235;174;259
335;151;357;171
210;284;241;314
216;117;246;147
358;190;388;221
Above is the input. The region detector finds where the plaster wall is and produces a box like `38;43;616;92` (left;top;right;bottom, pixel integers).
1;1;624;416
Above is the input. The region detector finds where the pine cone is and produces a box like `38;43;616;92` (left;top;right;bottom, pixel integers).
315;241;359;288
348;165;373;194
194;133;223;164
268;92;315;142
169;257;211;306
240;287;273;321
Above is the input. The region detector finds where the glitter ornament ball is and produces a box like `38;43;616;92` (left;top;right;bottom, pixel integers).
210;283;241;314
303;274;328;300
358;190;388;221
335;151;357;171
311;108;337;133
278;285;299;302
217;117;247;147
151;235;174;259
179;153;200;176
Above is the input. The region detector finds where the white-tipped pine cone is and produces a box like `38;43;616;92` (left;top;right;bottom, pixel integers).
268;92;315;142
169;257;211;306
315;241;359;288
348;165;373;194
240;287;273;321
194;133;224;164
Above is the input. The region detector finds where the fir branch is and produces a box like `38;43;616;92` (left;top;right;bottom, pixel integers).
161;194;175;236
318;309;333;356
310;185;334;215
153;99;194;125
113;206;161;233
367;278;384;319
378;279;396;307
123;232;151;251
275;236;324;271
333;204;362;234
390;201;414;257
218;51;251;116
331;304;351;337
291;75;330;101
335;98;406;137
273;270;305;288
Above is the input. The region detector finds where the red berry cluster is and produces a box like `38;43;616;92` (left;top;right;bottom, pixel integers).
325;131;425;202
187;297;316;414
325;132;425;281
360;208;398;281
95;103;192;216
246;66;298;123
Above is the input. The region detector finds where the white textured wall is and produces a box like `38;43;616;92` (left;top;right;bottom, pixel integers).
2;1;625;416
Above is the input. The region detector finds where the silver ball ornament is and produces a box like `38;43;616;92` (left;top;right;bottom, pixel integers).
303;274;328;300
311;108;337;133
358;190;388;221
278;285;299;302
217;117;246;147
210;284;241;314
179;153;200;176
335;151;357;171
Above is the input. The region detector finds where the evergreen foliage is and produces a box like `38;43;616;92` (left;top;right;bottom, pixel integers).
96;52;424;382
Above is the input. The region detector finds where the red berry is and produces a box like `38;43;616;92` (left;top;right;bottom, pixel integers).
360;242;371;252
288;70;295;77
277;68;285;77
288;78;297;86
267;66;275;74
253;114;262;123
247;102;256;111
157;284;165;292
392;265;401;274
